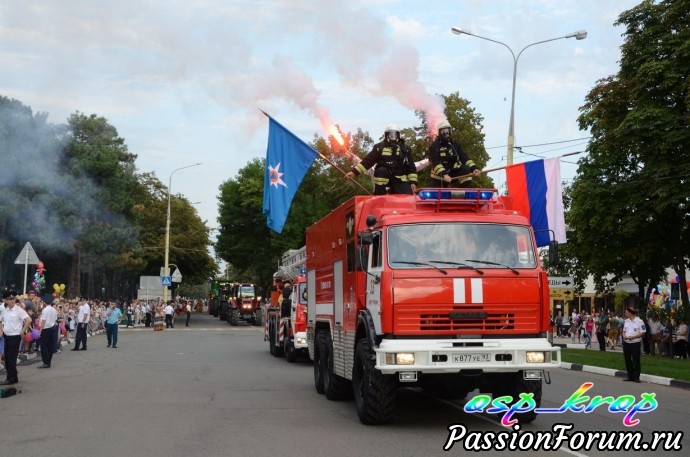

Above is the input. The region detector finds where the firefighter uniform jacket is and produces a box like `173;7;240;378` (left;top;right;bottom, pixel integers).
351;140;418;184
428;137;477;182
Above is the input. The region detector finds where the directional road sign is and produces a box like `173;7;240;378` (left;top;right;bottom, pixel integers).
161;276;172;287
549;289;574;300
548;276;574;289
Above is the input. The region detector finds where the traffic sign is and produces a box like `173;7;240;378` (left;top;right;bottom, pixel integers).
548;276;574;289
14;242;39;265
171;268;182;283
161;276;172;287
550;289;574;300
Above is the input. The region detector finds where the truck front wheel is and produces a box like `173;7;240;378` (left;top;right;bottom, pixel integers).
352;339;396;425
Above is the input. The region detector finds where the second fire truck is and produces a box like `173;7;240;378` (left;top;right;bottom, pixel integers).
266;247;309;362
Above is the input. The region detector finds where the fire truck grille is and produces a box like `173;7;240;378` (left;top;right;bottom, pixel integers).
394;304;539;334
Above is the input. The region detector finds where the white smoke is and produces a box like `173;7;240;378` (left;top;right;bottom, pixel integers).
0;0;444;138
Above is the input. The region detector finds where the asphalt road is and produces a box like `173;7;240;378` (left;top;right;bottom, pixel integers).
1;313;687;457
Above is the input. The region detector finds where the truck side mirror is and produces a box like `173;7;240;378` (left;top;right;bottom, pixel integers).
548;240;559;267
359;232;374;245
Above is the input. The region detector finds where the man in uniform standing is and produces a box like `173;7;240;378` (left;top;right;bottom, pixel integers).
0;297;32;385
345;124;417;195
164;301;175;328
622;306;646;383
185;301;192;327
72;299;90;351
37;299;58;368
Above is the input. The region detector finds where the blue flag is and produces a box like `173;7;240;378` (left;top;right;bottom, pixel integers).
262;116;318;233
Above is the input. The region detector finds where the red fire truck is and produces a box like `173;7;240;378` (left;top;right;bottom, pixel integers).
266;248;309;362
306;189;560;424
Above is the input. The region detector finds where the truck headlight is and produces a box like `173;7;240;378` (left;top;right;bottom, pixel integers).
526;352;546;363
385;353;415;365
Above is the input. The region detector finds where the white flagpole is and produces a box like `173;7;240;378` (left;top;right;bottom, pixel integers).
23;248;29;296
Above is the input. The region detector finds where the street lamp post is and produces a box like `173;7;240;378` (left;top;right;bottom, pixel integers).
163;162;201;302
450;27;587;166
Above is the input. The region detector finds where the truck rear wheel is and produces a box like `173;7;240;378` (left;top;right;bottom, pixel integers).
318;331;351;401
491;372;542;424
268;321;275;356
229;309;239;326
352;339;396;425
271;323;284;357
284;331;298;363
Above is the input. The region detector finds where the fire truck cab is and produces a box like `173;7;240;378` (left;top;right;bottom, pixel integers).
306;189;560;424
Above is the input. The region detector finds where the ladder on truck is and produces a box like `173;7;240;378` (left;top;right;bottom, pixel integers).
276;246;306;281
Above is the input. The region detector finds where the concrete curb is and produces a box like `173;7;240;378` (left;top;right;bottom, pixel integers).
556;344;690;390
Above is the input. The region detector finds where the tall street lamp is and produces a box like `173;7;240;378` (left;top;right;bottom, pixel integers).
163;162;201;302
450;27;587;166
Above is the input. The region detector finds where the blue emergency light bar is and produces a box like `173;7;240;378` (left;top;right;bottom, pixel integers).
299;268;306;275
417;189;495;201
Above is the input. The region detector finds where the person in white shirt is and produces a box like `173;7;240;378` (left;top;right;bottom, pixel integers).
185;301;192;327
647;315;663;356
0;297;32;385
164;301;174;328
622;306;646;383
38;301;58;368
72;299;91;351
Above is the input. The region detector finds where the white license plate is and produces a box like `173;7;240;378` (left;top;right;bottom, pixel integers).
452;353;491;363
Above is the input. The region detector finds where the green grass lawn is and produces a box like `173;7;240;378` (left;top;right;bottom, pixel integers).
561;349;690;382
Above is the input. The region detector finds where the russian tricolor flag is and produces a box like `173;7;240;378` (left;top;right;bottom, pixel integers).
505;157;566;247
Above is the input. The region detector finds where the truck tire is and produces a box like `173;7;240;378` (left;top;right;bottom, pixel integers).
229;309;239;326
284;330;298;363
271;323;284;357
268;321;275;356
253;311;262;327
313;333;325;394
352;339;396;425
319;331;351;401
491;372;542;424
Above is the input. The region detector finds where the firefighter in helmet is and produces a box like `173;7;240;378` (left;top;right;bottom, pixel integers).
345;124;417;195
428;119;481;188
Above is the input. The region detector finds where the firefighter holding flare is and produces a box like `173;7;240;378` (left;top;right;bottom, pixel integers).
345;124;417;195
428;119;482;188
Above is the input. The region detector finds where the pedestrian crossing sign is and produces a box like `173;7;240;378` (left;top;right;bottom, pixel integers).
161;276;172;286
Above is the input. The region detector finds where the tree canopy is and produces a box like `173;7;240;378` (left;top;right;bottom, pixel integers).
570;0;690;317
0;96;216;299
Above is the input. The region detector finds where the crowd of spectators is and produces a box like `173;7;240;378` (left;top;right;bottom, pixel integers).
552;308;688;358
1;293;205;372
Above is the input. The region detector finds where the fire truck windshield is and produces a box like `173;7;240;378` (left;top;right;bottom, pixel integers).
387;223;536;269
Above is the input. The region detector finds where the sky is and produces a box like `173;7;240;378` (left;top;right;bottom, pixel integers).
0;0;641;254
